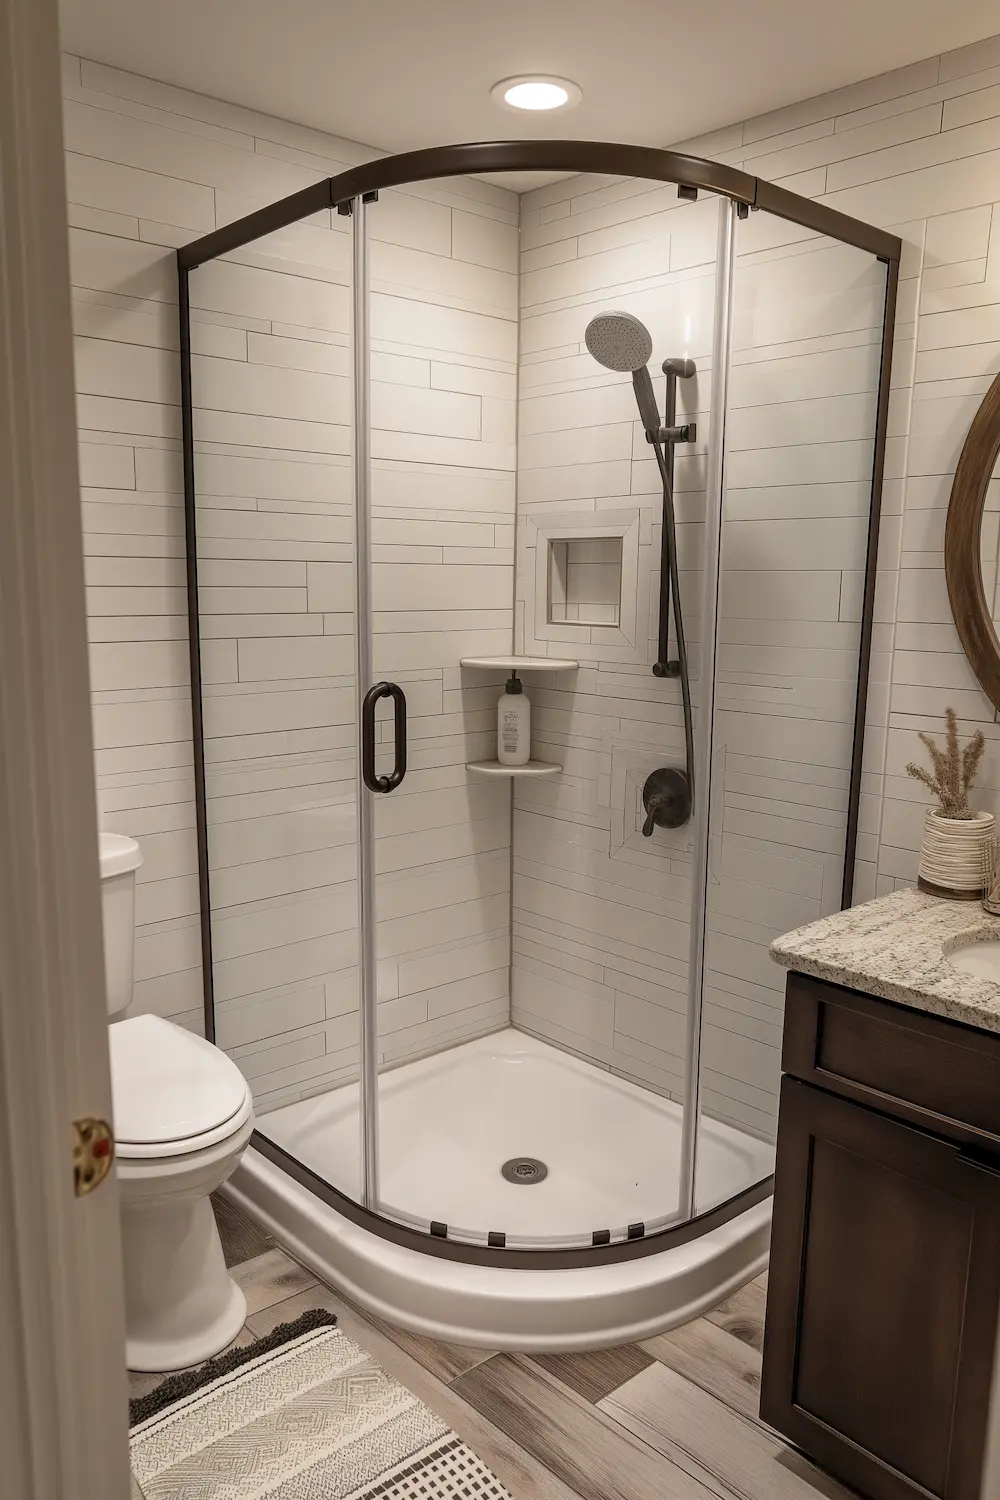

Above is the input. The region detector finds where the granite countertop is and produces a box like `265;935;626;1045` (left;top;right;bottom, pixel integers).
770;887;1000;1034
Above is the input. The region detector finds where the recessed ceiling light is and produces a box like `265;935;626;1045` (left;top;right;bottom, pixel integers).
491;76;582;112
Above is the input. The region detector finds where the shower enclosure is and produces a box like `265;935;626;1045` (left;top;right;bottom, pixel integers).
177;142;899;1347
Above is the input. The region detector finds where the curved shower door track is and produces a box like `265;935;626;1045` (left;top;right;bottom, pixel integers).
176;139;901;271
250;1128;773;1269
176;138;901;1300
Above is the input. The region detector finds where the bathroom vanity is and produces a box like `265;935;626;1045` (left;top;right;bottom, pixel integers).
765;890;1000;1500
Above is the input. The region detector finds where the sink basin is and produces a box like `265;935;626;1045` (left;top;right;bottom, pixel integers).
945;940;1000;982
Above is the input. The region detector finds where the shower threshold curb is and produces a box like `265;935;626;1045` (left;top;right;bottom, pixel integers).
225;1148;770;1351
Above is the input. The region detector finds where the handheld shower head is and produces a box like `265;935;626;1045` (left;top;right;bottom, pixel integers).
585;311;661;436
584;310;653;373
630;368;662;439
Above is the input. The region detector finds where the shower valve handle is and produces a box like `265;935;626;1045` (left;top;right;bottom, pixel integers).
641;767;692;833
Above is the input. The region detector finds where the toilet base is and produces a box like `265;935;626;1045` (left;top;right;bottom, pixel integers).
127;1271;246;1373
120;1134;253;1372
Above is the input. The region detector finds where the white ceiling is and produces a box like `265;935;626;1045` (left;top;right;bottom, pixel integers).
59;0;1000;194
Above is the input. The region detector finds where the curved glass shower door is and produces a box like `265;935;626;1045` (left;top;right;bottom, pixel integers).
180;146;896;1262
362;176;730;1247
692;210;890;1215
186;213;370;1206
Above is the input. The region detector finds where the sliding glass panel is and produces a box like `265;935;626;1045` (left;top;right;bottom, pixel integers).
509;180;724;1245
188;206;369;1205
693;210;889;1213
363;177;519;1239
366;174;727;1246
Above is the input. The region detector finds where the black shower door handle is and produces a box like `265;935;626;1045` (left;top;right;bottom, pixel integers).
361;681;407;793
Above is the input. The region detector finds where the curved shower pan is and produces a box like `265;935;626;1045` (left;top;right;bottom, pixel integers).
177;141;900;1347
230;1146;771;1350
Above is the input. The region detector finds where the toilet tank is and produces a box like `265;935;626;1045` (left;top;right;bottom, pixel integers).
98;832;142;1019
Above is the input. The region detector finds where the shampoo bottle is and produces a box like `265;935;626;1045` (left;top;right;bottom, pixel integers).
497;674;530;766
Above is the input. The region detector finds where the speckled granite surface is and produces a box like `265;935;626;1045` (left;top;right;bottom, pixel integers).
771;887;1000;1034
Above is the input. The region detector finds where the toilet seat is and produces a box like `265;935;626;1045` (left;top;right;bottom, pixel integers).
110;1014;252;1160
116;1092;255;1160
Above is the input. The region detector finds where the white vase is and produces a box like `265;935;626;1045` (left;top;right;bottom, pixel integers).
917;808;995;899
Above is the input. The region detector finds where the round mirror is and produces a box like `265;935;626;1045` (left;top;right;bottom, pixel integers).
945;373;1000;708
981;466;1000;647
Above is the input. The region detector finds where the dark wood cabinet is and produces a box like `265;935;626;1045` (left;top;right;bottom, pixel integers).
762;973;1000;1500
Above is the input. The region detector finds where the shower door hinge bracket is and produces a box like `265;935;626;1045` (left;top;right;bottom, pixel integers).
336;201;353;216
737;202;750;219
677;184;698;202
362;190;379;204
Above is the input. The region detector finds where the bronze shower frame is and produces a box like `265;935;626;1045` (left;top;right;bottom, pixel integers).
177;140;901;1266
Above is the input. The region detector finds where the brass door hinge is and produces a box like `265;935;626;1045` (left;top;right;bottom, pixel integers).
73;1117;114;1196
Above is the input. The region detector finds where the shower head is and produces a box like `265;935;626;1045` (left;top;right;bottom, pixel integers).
585;310;661;437
585;311;653;373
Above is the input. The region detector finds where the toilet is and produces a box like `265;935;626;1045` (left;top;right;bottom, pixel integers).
99;831;255;1372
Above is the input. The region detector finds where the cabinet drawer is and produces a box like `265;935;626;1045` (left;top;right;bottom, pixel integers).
783;971;1000;1150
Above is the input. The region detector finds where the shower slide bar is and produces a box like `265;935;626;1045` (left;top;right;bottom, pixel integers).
653;357;697;682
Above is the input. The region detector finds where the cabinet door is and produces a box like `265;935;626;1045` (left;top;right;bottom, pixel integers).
761;1078;1000;1500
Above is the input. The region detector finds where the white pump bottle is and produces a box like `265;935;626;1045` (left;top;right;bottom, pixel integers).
497;674;530;766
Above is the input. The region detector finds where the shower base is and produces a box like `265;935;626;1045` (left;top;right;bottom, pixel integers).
228;1028;773;1349
257;1030;772;1239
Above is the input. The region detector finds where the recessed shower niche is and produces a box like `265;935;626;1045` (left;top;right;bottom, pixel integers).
548;535;623;627
520;510;646;661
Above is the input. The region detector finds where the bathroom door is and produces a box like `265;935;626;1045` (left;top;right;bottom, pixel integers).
0;0;132;1490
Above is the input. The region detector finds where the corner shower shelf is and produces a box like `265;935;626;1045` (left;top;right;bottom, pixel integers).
466;759;563;779
459;656;579;673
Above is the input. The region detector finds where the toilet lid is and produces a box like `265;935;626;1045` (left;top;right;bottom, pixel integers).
110;1015;250;1146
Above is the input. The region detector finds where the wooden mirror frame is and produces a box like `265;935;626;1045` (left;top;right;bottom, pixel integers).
945;371;1000;710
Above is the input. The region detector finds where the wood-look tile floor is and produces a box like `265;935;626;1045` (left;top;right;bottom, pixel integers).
129;1194;858;1500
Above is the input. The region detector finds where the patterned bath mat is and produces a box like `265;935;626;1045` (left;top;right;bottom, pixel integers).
129;1310;511;1499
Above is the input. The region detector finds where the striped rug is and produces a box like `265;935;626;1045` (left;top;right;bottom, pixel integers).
129;1310;510;1499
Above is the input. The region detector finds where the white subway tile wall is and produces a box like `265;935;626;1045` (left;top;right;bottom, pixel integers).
512;189;719;1139
68;56;516;1108
699;224;886;1145
511;39;1000;1142
718;40;1000;1130
190;185;517;1107
67;34;1000;1143
513;187;884;1140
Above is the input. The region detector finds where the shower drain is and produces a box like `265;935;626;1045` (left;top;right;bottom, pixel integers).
501;1157;548;1185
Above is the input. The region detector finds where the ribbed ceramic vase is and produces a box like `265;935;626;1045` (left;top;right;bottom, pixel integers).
916;808;995;899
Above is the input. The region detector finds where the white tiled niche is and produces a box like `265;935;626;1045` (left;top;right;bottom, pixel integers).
518;509;647;663
549;536;623;627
